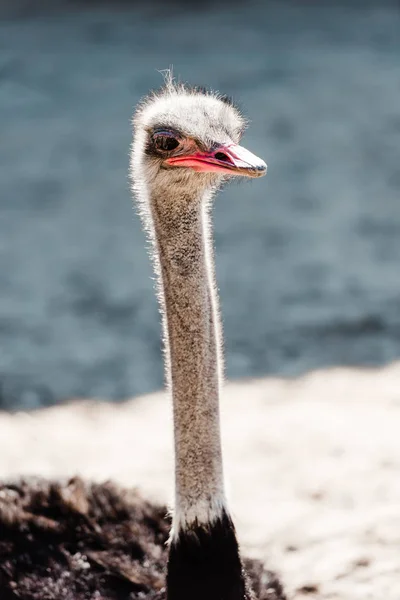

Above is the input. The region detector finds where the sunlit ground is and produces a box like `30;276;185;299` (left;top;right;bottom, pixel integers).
1;362;400;598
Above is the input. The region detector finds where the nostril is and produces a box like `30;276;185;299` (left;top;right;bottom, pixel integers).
214;152;230;162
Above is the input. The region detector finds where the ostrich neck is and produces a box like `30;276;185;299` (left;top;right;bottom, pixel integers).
150;186;226;535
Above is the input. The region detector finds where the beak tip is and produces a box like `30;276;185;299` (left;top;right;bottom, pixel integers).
254;161;267;177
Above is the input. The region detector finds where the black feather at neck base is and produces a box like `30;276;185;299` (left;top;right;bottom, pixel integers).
166;510;253;600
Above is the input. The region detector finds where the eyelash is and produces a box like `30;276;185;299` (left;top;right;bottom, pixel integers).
153;134;180;152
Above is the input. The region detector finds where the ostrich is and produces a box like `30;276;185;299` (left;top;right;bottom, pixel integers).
0;79;286;600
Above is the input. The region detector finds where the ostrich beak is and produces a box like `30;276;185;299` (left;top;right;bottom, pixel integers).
165;143;267;178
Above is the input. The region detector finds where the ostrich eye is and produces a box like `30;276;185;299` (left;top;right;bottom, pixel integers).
153;134;180;152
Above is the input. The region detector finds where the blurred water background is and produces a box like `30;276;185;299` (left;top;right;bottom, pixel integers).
1;1;400;409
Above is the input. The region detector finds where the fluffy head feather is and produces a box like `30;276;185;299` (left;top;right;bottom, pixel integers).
130;75;248;198
134;76;246;147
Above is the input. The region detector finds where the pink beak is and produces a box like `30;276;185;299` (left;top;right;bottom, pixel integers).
165;143;267;178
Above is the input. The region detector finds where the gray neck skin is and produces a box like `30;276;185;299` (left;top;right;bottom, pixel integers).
149;183;227;537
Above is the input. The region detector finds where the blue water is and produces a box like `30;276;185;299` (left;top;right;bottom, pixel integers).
1;1;400;409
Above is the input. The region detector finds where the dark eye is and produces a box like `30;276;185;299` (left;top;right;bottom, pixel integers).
154;135;180;152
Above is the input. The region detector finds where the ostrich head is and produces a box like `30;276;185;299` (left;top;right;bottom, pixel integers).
131;79;267;204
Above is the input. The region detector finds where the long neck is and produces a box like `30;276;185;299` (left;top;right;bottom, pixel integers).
150;186;226;535
143;181;251;600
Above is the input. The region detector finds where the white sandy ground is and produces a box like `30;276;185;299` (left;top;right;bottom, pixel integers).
1;364;400;599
